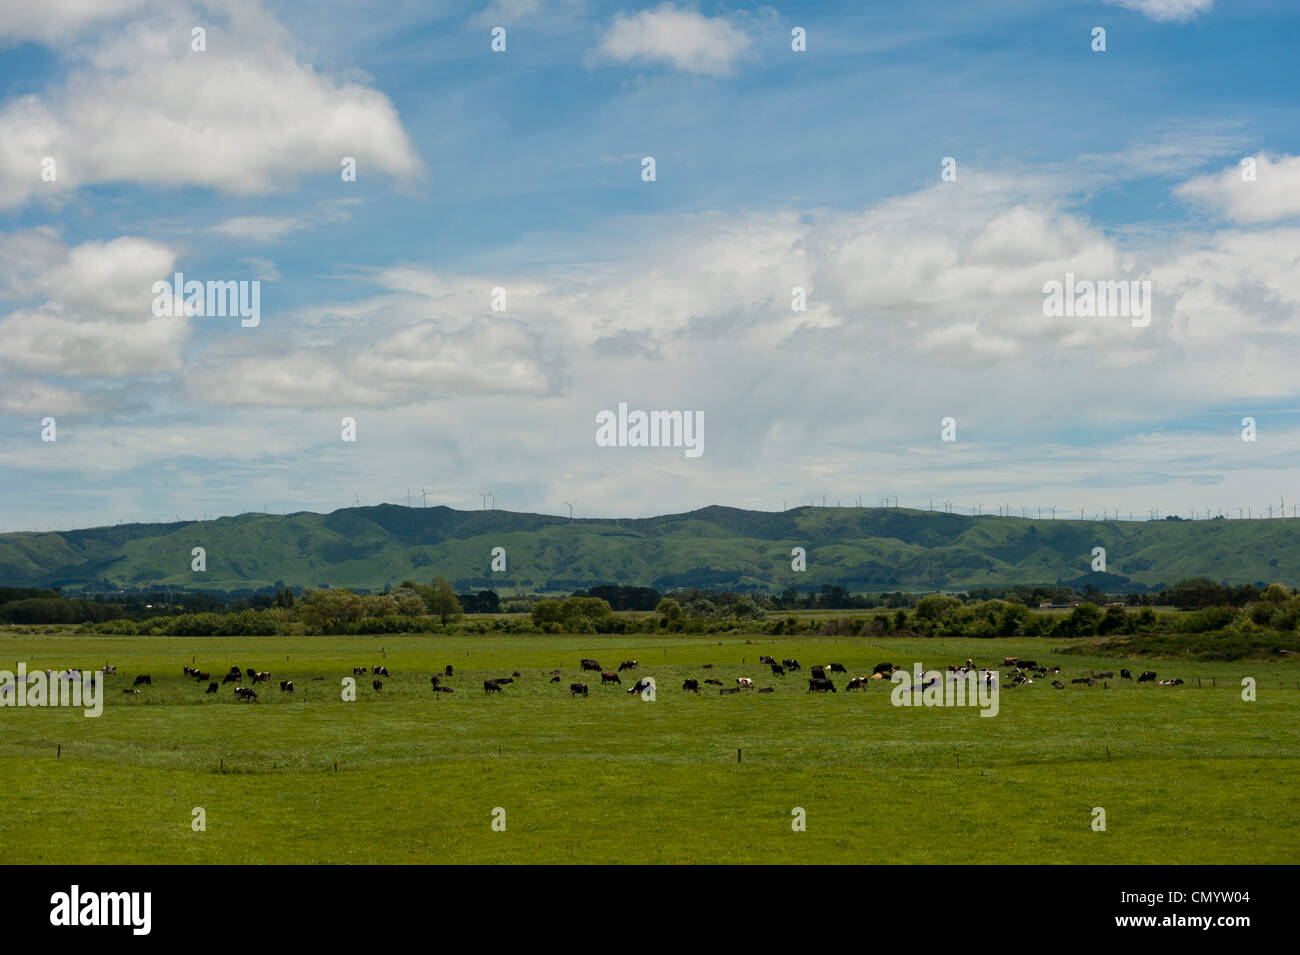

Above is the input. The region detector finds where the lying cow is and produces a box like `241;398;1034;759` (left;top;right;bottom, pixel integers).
758;687;775;694
704;679;723;686
736;677;754;690
720;687;740;695
431;685;454;694
827;663;847;673
280;680;294;692
102;665;117;675
1160;678;1184;686
1137;670;1157;683
570;683;589;697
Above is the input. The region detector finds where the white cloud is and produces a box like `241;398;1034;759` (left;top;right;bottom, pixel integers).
595;3;752;75
1174;153;1300;224
0;3;421;209
1104;0;1214;22
0;233;188;378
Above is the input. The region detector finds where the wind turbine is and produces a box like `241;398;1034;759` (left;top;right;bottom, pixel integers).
354;490;361;507
420;487;428;508
406;488;412;508
563;500;577;521
478;492;488;510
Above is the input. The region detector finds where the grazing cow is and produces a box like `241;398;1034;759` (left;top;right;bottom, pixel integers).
846;676;870;691
704;679;723;686
807;677;836;693
206;682;218;694
1051;680;1065;689
720;687;740;695
194;671;210;682
549;675;560;683
580;659;602;672
280;680;294;692
758;687;775;694
872;662;894;675
445;666;454;677
783;659;801;671
234;686;257;701
759;655;775;665
253;671;270;684
133;675;151;687
373;666;390;677
246;668;256;679
682;679;700;693
569;683;589;697
827;663;847;673
1120;669;1133;680
222;672;240;684
373;680;383;692
600;671;621;685
810;665;827;681
770;663;786;676
183;666;196;677
484;680;503;694
102;665;117;675
736;677;754;690
1137;670;1157;683
618;660;639;672
353;666;368;676
628;677;655;695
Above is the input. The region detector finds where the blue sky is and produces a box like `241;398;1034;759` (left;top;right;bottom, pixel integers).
1;0;1299;530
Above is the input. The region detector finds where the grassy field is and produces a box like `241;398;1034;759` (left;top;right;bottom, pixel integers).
2;631;1297;864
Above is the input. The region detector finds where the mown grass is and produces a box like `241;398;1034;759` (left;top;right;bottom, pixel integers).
1;632;1297;863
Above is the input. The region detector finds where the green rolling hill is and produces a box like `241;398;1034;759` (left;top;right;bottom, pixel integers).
0;505;1297;594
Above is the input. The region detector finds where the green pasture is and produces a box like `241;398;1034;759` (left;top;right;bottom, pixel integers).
1;632;1296;864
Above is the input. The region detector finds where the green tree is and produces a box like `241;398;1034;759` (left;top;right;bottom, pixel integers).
428;576;463;626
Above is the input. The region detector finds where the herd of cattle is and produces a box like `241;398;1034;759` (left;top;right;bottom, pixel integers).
64;654;1186;702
